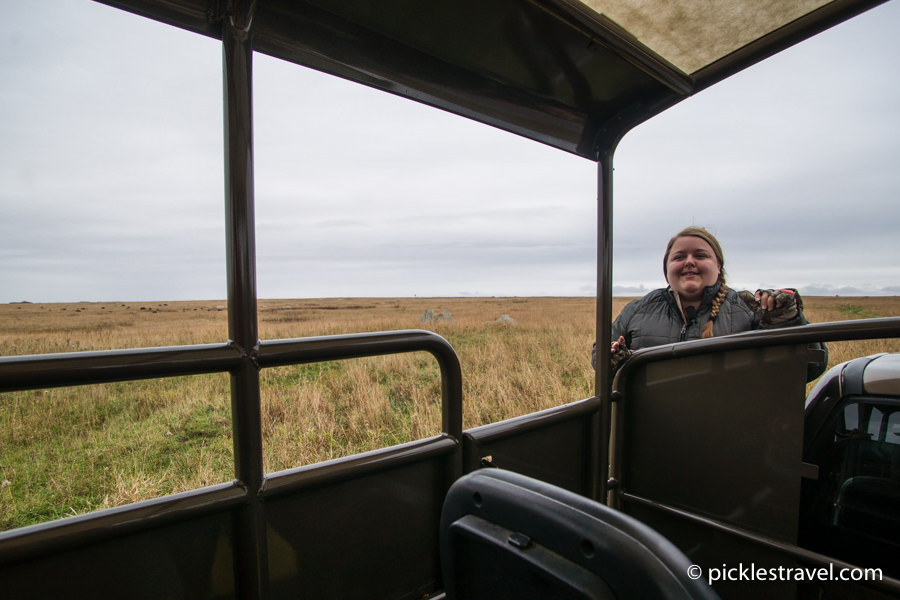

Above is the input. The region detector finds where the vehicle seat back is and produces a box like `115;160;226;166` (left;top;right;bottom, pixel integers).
440;469;721;600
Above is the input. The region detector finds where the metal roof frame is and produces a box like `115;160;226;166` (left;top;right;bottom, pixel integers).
97;0;887;159
92;0;891;505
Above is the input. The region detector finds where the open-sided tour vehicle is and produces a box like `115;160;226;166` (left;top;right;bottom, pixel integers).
800;354;900;580
1;0;899;599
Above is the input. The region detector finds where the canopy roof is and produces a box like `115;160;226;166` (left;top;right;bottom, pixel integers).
576;0;832;75
99;0;884;158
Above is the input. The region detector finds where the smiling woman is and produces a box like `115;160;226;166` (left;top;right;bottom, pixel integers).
602;225;828;381
663;227;724;311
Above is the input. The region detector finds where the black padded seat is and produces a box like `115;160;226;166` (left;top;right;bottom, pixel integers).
440;469;721;600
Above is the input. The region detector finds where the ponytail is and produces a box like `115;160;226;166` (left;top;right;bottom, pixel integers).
702;282;728;338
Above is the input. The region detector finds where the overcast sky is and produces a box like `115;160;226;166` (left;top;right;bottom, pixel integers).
1;0;898;303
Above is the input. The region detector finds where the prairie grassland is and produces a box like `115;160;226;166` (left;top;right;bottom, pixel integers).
800;297;900;366
1;295;898;530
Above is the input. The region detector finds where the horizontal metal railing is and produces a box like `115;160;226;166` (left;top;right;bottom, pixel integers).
258;329;463;440
0;482;247;564
0;329;464;565
614;317;900;384
0;330;461;428
0;343;244;392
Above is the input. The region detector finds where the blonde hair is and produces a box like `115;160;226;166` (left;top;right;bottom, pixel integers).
704;283;728;338
663;226;727;339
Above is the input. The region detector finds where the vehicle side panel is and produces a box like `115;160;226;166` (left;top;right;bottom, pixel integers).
615;344;811;600
1;511;236;599
462;397;600;496
263;454;451;600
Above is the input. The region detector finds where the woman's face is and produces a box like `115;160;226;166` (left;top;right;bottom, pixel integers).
665;236;721;303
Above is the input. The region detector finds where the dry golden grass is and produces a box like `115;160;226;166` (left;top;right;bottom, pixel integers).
1;295;898;529
257;297;602;469
798;296;900;366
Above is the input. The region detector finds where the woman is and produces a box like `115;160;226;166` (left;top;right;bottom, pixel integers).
598;226;825;380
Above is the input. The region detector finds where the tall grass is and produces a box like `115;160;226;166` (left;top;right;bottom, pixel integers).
1;296;898;529
1;375;232;529
800;297;900;367
257;297;601;470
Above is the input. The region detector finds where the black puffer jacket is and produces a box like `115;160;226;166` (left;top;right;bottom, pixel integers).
612;283;757;350
597;281;826;381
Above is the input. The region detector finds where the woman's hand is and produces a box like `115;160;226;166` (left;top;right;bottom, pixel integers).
609;336;632;374
742;288;802;324
756;290;777;311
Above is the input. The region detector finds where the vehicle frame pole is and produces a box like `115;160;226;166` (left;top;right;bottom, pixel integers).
223;1;267;597
595;148;615;504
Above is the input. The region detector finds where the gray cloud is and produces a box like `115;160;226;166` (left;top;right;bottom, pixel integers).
611;1;900;299
1;1;898;303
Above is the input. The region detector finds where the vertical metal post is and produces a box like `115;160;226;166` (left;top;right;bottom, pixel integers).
223;1;266;598
594;148;614;504
440;343;464;481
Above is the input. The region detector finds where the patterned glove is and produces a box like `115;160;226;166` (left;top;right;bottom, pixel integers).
610;340;634;374
739;288;802;325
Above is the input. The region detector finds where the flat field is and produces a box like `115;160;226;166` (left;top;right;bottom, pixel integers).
1;295;898;530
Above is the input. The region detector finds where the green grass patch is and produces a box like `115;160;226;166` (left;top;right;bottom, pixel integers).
837;304;881;319
0;375;232;530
